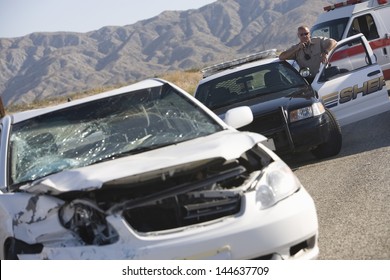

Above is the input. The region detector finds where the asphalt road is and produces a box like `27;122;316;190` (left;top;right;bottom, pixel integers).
283;109;390;260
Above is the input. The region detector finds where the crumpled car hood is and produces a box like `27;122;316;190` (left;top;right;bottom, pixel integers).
21;130;267;195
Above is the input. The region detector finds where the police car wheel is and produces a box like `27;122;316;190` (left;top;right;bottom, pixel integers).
311;108;342;159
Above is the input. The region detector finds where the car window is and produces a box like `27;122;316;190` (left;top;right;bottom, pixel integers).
311;17;350;41
319;36;373;82
196;61;307;109
347;14;379;41
9;85;222;185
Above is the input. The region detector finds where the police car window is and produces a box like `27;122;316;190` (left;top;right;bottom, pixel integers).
347;14;379;41
319;37;371;82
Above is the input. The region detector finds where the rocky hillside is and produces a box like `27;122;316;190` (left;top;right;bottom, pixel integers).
0;0;334;106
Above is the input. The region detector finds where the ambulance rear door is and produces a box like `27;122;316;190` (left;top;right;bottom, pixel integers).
311;33;390;126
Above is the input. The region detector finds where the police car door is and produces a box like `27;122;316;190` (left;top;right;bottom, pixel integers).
311;33;390;127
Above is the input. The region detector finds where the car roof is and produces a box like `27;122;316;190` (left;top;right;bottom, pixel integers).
198;50;281;85
8;79;166;123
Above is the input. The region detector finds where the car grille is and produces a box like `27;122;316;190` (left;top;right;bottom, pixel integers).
240;108;293;154
96;159;249;233
123;193;241;232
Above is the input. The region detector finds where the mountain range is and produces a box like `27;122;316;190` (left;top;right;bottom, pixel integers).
0;0;334;106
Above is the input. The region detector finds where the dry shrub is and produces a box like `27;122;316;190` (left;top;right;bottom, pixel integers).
159;70;202;95
5;69;203;113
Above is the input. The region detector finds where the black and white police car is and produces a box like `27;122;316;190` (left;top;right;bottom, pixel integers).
194;50;342;159
195;34;390;158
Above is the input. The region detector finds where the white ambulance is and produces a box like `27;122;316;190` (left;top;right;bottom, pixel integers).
311;0;390;81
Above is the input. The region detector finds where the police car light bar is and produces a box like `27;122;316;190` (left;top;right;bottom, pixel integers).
324;0;387;11
201;49;277;78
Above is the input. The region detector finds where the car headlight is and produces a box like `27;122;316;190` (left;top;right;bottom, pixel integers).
289;102;325;122
255;161;301;210
59;200;119;245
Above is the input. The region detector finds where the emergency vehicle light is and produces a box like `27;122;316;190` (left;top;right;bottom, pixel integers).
201;49;277;78
324;0;387;11
324;0;362;11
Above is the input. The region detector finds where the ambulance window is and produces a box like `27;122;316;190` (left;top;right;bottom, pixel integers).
347;15;379;41
319;37;371;82
311;18;349;41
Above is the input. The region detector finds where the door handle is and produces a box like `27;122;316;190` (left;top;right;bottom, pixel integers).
367;70;380;77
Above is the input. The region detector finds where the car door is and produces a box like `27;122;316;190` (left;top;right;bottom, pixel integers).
346;12;390;80
311;33;390;126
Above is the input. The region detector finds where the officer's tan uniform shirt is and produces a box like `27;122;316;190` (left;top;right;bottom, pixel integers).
283;37;328;76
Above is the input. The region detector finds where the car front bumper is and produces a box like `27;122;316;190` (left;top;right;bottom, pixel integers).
242;109;330;155
289;113;330;152
18;187;318;260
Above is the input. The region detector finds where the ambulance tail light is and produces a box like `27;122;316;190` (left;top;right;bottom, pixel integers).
377;0;387;4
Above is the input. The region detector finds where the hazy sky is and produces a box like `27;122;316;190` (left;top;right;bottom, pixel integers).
0;0;217;38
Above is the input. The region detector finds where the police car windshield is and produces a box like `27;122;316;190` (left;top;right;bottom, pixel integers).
196;61;307;109
311;17;349;41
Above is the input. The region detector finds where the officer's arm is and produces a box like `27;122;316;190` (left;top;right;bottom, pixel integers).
322;38;337;55
279;44;300;60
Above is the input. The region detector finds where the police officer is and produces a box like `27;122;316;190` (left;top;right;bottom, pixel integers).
279;25;337;83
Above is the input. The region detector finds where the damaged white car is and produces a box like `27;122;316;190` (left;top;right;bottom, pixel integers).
0;79;318;260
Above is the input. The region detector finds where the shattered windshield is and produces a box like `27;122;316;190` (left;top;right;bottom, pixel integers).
9;84;222;185
196;61;306;109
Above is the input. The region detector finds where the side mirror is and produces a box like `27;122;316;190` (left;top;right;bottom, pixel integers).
223;106;253;129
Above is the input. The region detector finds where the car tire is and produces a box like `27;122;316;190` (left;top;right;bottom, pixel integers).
311;108;342;159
